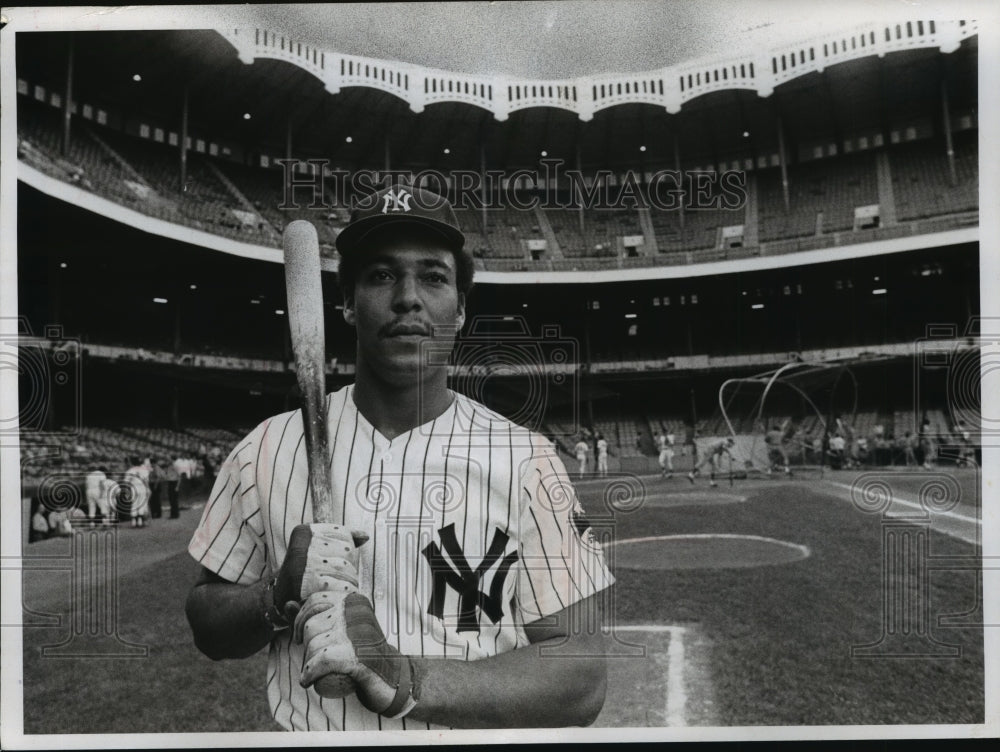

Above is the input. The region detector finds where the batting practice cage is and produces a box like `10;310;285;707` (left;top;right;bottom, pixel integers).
706;359;862;479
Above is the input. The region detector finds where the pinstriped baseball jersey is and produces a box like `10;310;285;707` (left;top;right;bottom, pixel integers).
188;384;614;731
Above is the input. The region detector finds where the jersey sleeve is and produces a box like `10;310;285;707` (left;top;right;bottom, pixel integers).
187;424;268;585
514;437;615;623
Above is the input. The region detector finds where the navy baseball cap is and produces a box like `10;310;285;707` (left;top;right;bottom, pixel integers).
335;184;466;258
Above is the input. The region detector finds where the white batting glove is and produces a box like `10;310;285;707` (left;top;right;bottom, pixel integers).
273;524;367;627
295;591;419;719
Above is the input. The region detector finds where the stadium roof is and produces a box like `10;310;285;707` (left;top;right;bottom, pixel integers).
14;21;977;173
12;2;932;80
238;1;833;79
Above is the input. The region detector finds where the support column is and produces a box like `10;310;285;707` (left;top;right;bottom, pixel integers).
62;35;74;158
179;86;189;192
777;116;790;212
941;79;957;187
673;134;684;233
479;140;488;235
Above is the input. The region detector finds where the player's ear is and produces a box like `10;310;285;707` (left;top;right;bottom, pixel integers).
343;296;357;326
455;293;466;330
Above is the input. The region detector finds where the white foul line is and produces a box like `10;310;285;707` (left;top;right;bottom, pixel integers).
614;625;688;726
824;481;981;525
823;480;980;545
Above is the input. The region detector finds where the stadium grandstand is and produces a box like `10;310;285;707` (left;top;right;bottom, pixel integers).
14;20;979;476
7;8;986;736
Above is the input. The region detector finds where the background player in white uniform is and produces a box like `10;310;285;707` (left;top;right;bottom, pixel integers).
84;465;109;525
125;458;150;527
596;434;609;477
687;437;735;487
186;185;613;730
574;437;590;479
656;431;674;478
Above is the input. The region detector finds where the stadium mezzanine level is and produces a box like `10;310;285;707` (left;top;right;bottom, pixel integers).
16;102;979;281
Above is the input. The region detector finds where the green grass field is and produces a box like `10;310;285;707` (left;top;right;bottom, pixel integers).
18;468;984;733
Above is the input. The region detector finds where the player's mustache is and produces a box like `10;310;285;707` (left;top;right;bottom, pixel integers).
380;320;433;337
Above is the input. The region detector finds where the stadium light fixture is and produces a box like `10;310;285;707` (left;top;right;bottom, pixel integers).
872;288;887;295
243;113;251;120
742;131;750;138
345;136;353;143
624;313;638;319
153;297;168;304
59;262;67;269
751;303;765;310
443;148;450;155
189;284;197;290
522;303;528;308
541;150;548;157
250;299;261;305
132;74;142;82
275;309;285;316
639;145;647;152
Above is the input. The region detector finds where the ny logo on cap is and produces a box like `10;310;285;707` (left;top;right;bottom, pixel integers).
382;187;413;214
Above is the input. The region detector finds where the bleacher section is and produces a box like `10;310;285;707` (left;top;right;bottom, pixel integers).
18;425;259;494
466;206;534;260
891;132;978;221
590;208;644;256
758;153;879;242
21;426;197;482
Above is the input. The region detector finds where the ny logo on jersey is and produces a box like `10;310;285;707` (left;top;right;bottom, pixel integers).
422;524;519;633
381;187;413;214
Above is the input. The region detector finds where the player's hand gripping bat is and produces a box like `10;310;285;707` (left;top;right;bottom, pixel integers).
282;219;356;698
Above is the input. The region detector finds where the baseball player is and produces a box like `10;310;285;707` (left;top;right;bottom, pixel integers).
84;465;109;525
919;417;936;469
185;185;614;731
574;437;590;479
596;434;609;477
125;458;150;528
687;437;735;487
656;431;674;478
764;423;791;476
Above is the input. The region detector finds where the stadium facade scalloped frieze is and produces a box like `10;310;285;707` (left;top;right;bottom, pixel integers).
218;19;976;121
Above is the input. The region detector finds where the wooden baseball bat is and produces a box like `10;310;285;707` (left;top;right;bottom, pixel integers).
282;219;354;698
283;220;337;524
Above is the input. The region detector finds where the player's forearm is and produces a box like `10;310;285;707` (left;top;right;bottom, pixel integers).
405;631;608;728
185;579;275;660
